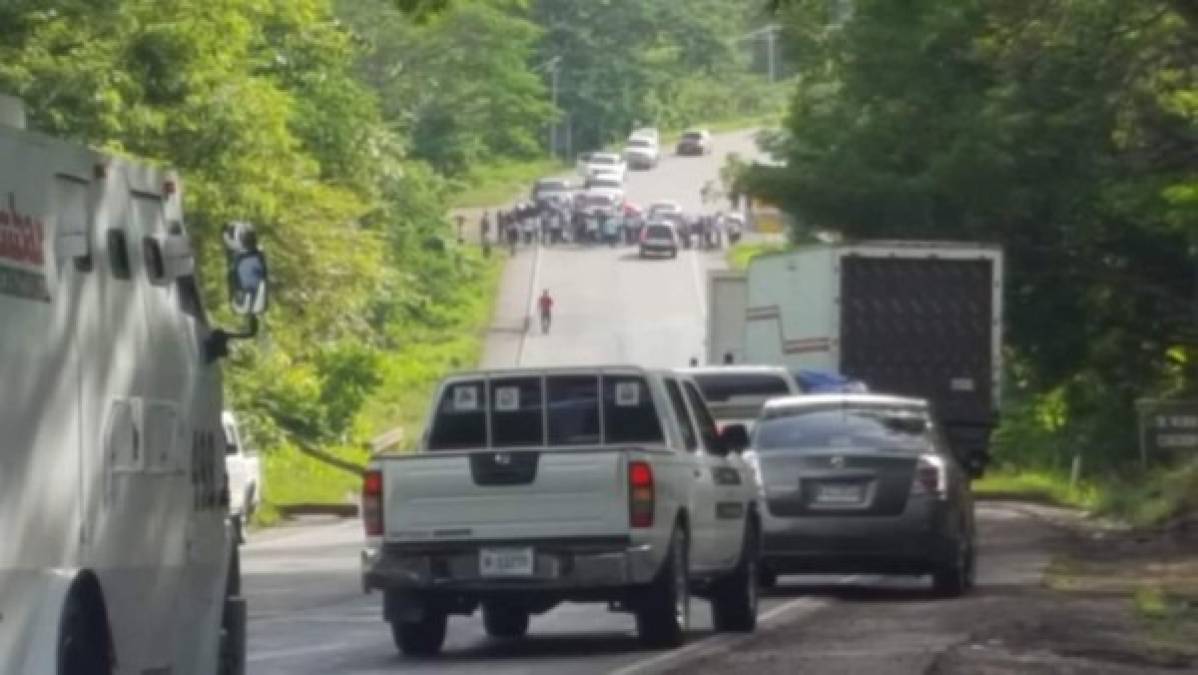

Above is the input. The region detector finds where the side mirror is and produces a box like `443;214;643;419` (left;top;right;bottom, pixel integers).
224;222;268;316
719;424;751;455
205;221;268;361
229;251;268;315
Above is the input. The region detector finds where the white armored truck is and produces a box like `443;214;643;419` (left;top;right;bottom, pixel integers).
0;95;270;675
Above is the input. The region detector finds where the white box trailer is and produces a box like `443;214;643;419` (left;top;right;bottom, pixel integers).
706;270;747;365
0;96;258;675
743;241;1003;474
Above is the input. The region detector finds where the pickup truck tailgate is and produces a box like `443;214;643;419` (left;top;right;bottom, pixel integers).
382;449;629;542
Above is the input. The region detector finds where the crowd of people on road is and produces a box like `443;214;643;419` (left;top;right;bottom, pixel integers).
478;201;739;255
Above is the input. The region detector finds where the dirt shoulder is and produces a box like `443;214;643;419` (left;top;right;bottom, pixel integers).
671;502;1197;675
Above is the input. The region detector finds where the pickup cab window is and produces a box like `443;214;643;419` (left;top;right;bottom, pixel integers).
490;377;543;448
429;381;488;450
683;381;722;452
603;376;664;444
664;379;698;451
547;375;601;445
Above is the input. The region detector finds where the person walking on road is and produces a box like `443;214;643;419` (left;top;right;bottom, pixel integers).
538;289;554;334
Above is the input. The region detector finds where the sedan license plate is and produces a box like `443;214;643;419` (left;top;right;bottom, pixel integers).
479;547;535;578
814;483;864;505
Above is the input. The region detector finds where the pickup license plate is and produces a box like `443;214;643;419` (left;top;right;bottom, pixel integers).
479;547;535;578
814;483;864;505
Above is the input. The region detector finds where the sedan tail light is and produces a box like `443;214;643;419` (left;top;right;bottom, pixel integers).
362;469;384;536
913;454;948;499
628;461;655;528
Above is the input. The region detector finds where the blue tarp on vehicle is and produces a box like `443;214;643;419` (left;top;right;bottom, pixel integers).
794;369;869;394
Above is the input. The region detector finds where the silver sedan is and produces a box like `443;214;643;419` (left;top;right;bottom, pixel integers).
744;393;977;597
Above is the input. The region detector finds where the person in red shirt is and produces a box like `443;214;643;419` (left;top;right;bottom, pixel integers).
538;289;554;334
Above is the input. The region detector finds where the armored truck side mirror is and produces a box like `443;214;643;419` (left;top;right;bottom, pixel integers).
224;222;269;316
229;251;268;316
205;222;269;361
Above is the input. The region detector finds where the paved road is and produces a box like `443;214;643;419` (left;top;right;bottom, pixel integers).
242;130;1054;674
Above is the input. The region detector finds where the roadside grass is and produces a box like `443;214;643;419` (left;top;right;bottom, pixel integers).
973;468;1101;510
257;251;506;520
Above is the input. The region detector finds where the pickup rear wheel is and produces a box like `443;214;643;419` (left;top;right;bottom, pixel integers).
712;520;759;632
482;604;530;639
390;612;448;657
635;527;690;648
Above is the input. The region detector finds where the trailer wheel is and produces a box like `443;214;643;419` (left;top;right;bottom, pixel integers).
58;580;112;675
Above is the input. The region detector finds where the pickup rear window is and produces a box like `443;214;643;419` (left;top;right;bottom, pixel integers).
427;374;664;450
693;373;791;402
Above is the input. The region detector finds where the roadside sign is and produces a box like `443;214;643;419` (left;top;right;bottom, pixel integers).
1136;399;1198;465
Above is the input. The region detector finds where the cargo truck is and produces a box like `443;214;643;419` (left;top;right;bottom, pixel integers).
0;95;269;675
740;242;1003;475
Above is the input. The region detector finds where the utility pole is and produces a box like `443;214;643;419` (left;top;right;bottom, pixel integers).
739;25;782;83
537;56;562;159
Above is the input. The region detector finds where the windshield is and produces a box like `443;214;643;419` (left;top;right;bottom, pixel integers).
627;139;652;148
682;132;703;141
694;373;791;402
590;154;619;165
753;406;931;453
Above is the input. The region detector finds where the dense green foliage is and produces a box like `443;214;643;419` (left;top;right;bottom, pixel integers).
0;0;782;508
751;0;1198;474
0;0;495;497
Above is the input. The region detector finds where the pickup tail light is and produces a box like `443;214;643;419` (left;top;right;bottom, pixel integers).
362;469;384;536
628;461;655;528
914;454;948;499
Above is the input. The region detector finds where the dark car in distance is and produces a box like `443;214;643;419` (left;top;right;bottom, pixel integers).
746;394;976;597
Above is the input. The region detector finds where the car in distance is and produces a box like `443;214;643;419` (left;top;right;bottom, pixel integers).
639;221;680;258
647;200;684;220
676;129;712;156
746;394;976;596
223;410;262;543
531;178;573;208
578;151;627;183
360;367;761;655
681;365;801;431
624;136;660;170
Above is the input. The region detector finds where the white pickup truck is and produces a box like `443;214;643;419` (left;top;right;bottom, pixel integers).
223;411;262;542
361;366;761;655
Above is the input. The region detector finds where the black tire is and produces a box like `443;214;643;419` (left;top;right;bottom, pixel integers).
390;612;448;657
218;546;247;675
636;527;690;648
758;564;778;590
932;535;973;598
712;521;759;632
482;604;530;639
58;588;111;675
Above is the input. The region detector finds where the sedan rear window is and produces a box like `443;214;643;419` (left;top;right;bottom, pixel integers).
753;407;930;453
693;373;791;402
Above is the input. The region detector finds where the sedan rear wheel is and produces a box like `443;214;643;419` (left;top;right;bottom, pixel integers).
932;535;972;598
